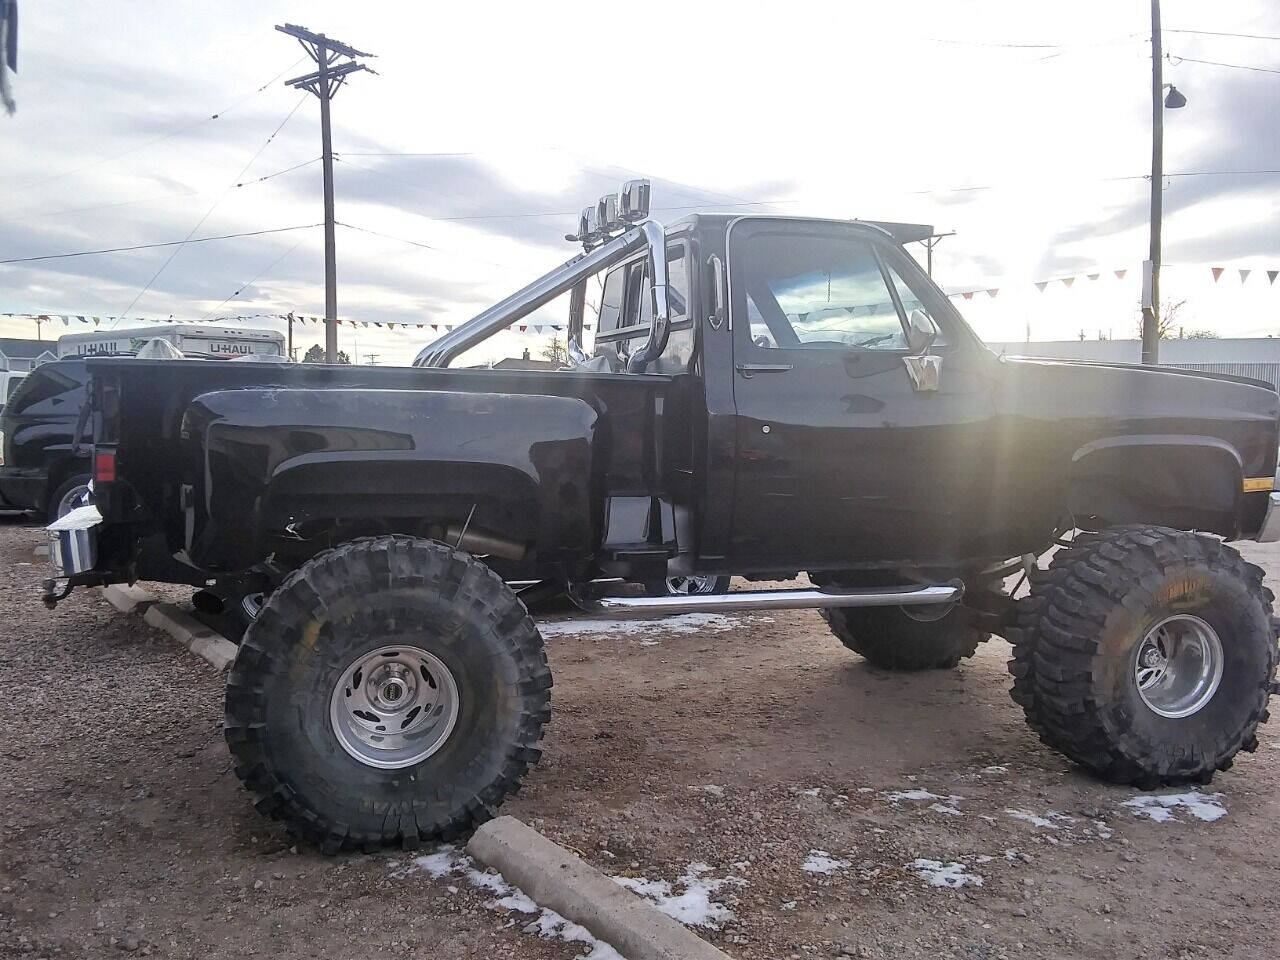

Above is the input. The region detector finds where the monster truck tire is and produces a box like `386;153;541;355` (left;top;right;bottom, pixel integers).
224;536;552;852
1006;525;1277;787
820;604;987;671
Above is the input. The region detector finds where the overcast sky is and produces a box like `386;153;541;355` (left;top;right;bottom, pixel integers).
2;1;1278;365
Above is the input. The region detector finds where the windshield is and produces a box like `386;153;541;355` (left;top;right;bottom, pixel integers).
6;375;24;400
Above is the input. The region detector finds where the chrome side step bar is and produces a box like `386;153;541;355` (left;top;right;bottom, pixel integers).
580;583;962;619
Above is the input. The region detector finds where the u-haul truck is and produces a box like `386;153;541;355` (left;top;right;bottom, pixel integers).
57;325;286;360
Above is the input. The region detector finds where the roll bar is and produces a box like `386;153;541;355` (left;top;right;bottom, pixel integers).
413;220;670;370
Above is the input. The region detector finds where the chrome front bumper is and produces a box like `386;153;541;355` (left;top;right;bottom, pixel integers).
1257;492;1280;543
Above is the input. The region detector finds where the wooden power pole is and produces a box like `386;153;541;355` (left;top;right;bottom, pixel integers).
1141;0;1163;366
275;24;374;363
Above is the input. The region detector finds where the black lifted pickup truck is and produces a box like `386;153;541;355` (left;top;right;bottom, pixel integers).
35;180;1280;851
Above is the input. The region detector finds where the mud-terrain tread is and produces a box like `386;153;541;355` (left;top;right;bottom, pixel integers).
224;536;552;852
1006;525;1277;786
821;605;987;671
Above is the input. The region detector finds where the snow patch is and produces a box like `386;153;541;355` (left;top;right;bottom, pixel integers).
981;765;1009;775
689;784;726;798
802;850;851;875
929;802;964;817
909;859;984;889
1004;808;1076;829
539;613;748;638
612;862;744;929
401;846;622;959
1123;791;1227;823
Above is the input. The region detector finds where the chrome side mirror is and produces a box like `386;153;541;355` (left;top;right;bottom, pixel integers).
903;309;942;391
905;308;939;356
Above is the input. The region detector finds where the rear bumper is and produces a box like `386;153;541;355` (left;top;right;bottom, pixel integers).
1256;493;1280;543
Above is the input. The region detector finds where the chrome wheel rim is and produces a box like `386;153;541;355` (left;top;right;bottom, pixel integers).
1134;614;1224;719
666;576;720;595
56;484;91;518
240;592;265;621
329;645;460;769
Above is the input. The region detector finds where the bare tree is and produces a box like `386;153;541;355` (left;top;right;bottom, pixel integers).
538;335;569;367
1134;298;1189;340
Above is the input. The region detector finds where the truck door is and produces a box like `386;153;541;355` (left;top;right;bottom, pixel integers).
726;218;1000;571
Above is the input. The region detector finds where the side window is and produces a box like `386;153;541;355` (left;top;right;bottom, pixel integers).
595;265;626;336
737;232;908;351
593;247;691;370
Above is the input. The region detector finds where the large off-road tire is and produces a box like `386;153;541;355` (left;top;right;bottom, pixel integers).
820;604;987;671
223;536;552;852
1007;525;1277;787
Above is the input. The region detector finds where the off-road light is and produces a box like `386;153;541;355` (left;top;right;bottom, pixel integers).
618;179;650;224
596;194;620;234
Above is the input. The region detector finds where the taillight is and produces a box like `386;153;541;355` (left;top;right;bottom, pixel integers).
93;450;116;483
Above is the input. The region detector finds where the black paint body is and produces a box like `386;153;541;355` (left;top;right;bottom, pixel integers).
46;216;1280;587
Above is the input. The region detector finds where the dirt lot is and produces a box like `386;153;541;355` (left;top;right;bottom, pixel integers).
2;519;1278;960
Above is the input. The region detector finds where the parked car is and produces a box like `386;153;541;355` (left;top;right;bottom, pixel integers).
0;359;91;518
40;180;1280;852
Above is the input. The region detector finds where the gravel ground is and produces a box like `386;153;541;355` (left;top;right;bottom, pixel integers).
2;518;1278;960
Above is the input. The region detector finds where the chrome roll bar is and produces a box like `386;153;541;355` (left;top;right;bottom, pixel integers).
413;220;670;369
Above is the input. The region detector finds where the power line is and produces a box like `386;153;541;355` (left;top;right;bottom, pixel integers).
201;238;307;319
1166;28;1280;42
117;94;310;321
9;56;308;201
0;224;321;265
235;156;322;187
1168;53;1280;74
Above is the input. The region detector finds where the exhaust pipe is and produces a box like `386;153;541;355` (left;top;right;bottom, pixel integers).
577;583;962;619
445;524;527;562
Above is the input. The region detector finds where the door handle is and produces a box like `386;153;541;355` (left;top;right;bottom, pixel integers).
736;362;793;377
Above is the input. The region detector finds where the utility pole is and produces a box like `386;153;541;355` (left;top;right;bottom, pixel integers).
285;311;294;361
276;24;375;363
1141;0;1164;366
921;231;956;277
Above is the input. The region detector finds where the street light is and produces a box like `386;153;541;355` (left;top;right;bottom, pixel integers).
1164;84;1187;109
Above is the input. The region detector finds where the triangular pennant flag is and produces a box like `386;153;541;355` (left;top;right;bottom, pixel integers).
1268;270;1279;286
1062;277;1075;288
93;318;100;326
362;321;370;328
78;315;87;323
61;317;69;326
1087;274;1099;281
961;291;974;300
1034;282;1049;293
986;288;999;298
1211;267;1224;282
518;325;527;333
1114;269;1127;280
374;322;383;328
1239;269;1251;283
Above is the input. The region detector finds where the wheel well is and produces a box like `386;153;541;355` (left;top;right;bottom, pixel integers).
46;456;92;510
1067;441;1241;537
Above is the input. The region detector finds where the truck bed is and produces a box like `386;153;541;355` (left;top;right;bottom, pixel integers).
89;359;688;579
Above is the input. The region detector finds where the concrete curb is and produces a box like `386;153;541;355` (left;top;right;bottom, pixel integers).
143;602;238;672
467;816;733;960
98;583;157;615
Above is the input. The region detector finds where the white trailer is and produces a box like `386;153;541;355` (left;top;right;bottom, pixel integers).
56;325;286;360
